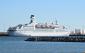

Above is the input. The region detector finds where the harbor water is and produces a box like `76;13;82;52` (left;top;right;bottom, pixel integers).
0;36;85;53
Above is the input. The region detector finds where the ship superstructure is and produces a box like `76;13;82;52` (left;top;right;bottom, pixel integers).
7;15;70;36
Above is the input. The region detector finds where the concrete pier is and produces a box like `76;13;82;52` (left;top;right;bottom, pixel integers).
25;36;85;42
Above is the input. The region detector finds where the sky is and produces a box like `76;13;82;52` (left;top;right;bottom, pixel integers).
0;0;85;32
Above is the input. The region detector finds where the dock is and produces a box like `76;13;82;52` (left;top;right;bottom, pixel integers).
25;36;85;42
0;32;8;36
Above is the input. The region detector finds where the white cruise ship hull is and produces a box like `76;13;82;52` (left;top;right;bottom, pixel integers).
8;31;70;37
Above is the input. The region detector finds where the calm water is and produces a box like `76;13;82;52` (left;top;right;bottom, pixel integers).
0;36;85;53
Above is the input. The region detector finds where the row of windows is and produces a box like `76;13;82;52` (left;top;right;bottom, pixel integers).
16;28;66;32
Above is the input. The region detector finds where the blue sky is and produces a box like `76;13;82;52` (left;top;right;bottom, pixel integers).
0;0;85;31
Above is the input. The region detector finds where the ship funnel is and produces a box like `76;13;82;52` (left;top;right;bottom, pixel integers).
30;15;35;19
29;15;35;24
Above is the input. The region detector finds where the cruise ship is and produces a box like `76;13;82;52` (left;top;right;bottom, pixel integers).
7;15;70;37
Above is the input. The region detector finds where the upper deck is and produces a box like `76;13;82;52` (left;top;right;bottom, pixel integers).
7;15;67;32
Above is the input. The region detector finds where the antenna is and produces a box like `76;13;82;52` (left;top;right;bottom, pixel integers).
54;17;58;25
55;20;58;25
